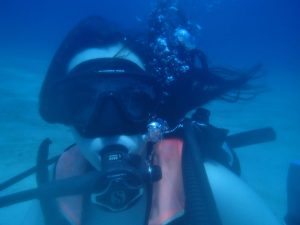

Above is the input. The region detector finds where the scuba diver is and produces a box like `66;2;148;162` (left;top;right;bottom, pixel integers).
0;1;299;225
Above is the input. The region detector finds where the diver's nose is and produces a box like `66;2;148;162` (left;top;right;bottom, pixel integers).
98;96;123;121
87;96;126;135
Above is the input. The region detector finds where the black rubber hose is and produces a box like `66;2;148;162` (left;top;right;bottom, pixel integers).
0;170;104;208
182;120;222;225
0;156;59;191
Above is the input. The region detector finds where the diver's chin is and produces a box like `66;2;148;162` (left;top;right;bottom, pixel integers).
71;128;147;171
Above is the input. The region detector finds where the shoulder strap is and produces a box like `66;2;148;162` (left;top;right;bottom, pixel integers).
181;119;224;225
36;140;74;225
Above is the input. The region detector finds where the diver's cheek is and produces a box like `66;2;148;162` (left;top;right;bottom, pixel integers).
80;148;102;171
117;135;146;155
76;137;104;171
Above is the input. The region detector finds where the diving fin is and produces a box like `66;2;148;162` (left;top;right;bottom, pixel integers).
285;160;300;225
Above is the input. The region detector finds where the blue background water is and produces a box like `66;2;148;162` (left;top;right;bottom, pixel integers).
0;0;299;224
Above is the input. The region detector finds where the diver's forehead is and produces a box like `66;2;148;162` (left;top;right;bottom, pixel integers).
68;43;145;72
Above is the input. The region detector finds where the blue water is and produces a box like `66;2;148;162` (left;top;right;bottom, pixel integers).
0;0;299;224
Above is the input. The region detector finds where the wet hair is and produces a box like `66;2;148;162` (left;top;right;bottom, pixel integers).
41;17;124;85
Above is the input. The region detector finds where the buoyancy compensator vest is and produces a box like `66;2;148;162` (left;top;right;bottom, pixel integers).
36;108;241;225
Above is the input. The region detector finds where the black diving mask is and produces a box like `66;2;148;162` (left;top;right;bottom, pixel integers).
51;58;162;137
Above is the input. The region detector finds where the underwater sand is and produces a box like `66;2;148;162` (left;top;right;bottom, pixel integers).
0;55;299;224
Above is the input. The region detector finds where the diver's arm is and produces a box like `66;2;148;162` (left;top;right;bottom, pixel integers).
204;161;282;225
21;200;44;224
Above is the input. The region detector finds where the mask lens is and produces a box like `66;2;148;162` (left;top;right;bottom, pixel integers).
55;78;99;125
120;89;156;121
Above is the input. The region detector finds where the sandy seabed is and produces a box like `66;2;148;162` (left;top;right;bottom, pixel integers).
0;56;299;225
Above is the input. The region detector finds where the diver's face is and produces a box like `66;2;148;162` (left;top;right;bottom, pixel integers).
68;43;149;170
